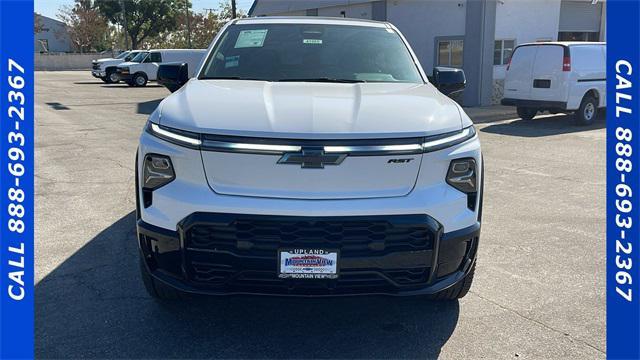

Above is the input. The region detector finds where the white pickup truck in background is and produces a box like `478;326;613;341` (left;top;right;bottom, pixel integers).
91;50;143;84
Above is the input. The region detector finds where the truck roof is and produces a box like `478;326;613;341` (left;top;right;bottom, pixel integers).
235;16;389;28
517;41;605;47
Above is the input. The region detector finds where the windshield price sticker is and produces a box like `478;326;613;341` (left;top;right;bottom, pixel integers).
235;29;268;48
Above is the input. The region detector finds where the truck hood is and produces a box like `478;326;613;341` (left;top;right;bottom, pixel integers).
95;57;117;63
158;79;465;139
117;61;137;68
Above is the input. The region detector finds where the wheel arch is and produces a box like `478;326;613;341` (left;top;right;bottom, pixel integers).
582;88;601;106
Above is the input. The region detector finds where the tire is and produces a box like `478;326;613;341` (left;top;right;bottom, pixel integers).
431;263;476;300
105;69;119;84
576;95;598;126
126;80;135;87
139;254;187;300
517;107;537;121
133;73;148;87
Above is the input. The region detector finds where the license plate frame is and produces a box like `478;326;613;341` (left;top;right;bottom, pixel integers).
278;248;340;279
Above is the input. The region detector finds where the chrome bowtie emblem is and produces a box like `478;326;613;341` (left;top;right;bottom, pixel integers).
277;148;346;169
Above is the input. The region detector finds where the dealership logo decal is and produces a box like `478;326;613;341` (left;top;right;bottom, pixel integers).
285;255;335;268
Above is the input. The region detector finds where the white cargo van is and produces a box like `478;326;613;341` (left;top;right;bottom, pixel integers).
501;42;606;125
116;49;206;87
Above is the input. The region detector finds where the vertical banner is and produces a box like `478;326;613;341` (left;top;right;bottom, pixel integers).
607;0;640;359
0;0;35;359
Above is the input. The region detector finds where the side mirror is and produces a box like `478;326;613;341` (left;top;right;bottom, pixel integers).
432;67;466;96
157;63;189;93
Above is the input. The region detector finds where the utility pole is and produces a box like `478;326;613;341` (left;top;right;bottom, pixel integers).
120;0;129;49
185;0;192;48
231;0;237;19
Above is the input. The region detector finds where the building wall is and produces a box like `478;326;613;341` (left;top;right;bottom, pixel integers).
34;14;73;53
386;0;466;74
35;53;112;71
493;0;561;81
317;2;373;19
492;0;562;103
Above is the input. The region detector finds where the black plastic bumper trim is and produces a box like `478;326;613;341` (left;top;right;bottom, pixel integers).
501;98;568;110
137;216;480;297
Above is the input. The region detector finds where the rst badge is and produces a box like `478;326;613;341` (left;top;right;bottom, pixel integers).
278;249;339;279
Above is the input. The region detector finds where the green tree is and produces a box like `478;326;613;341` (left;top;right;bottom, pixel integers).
95;0;184;49
57;0;109;53
144;1;244;49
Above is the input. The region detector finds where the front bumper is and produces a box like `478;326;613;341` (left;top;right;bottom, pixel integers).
91;70;105;78
138;213;480;296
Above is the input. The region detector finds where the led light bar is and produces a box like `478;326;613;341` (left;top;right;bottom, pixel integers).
150;123;202;146
323;144;423;154
422;126;476;152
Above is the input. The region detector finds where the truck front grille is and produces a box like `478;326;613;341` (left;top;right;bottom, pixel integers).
178;213;440;294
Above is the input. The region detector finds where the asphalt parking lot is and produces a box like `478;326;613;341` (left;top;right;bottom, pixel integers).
35;71;606;359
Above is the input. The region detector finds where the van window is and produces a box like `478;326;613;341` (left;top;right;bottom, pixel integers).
130;52;148;63
570;46;605;71
148;52;162;63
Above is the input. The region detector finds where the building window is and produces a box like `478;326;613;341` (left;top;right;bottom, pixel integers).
437;39;464;68
558;31;600;41
494;39;515;65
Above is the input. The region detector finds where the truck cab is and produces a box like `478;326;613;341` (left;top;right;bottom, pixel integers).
117;49;206;87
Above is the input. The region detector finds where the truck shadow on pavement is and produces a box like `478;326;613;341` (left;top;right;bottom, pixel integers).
480;113;606;137
36;212;459;359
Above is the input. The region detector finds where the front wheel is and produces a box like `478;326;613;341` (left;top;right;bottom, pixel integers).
517;107;537;121
133;73;148;87
576;95;598;126
105;69;120;84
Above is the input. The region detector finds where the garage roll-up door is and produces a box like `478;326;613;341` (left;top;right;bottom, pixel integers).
559;0;603;32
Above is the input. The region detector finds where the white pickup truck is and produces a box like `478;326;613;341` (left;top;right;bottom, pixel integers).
136;17;482;300
91;50;142;84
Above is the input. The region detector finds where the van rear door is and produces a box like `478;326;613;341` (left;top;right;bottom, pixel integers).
529;45;566;102
503;45;537;100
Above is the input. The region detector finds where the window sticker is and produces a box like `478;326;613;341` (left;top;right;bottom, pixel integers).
225;55;239;68
235;29;268;48
303;39;323;45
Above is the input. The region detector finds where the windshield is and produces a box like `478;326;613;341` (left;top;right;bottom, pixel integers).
130;51;148;63
200;24;423;83
115;51;130;60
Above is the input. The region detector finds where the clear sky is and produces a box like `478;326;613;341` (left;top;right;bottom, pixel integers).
34;0;255;19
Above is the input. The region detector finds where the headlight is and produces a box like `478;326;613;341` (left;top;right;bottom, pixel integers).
423;126;476;153
446;158;477;193
142;154;175;190
146;122;202;148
